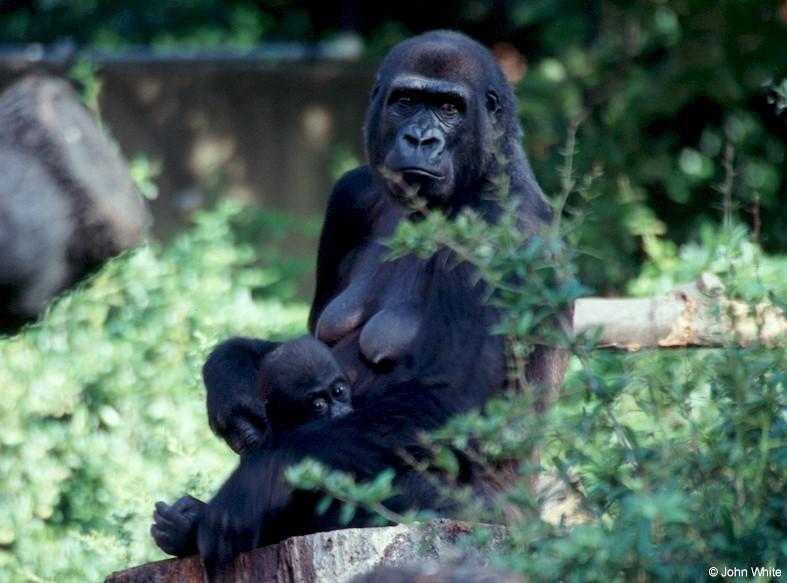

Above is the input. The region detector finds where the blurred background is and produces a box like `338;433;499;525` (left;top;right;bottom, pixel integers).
2;0;785;293
0;2;785;582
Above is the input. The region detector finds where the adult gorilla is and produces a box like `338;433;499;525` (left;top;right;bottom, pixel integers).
152;30;570;572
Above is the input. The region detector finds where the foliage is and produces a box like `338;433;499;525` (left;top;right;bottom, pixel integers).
0;1;276;49
286;461;404;527
511;2;787;291
0;202;308;583
67;59;103;118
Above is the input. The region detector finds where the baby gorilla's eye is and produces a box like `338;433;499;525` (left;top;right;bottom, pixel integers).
311;398;328;413
331;382;348;399
441;102;458;115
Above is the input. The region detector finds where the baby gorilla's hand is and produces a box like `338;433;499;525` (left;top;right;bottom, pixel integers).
210;394;268;454
150;494;205;557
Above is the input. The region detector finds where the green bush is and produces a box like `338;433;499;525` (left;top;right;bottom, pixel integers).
511;2;787;292
0;202;308;582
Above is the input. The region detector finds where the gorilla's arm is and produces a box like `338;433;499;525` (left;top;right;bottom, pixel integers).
197;381;475;575
203;337;276;454
151;337;277;558
308;166;374;332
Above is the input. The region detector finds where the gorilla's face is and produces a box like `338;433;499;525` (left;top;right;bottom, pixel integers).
261;336;353;433
378;73;468;204
365;34;503;208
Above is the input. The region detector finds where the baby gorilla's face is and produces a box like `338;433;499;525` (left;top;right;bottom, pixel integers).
304;375;352;421
260;336;353;432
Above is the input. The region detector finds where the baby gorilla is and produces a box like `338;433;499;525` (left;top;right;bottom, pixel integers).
151;335;351;557
260;335;353;438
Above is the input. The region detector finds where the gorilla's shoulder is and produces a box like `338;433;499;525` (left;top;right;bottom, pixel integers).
333;165;373;196
328;165;376;214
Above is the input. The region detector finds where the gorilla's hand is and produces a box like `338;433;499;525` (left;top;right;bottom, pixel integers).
209;393;268;454
151;495;205;557
203;337;277;454
197;450;292;577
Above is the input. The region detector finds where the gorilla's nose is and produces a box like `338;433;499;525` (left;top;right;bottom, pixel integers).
400;126;445;159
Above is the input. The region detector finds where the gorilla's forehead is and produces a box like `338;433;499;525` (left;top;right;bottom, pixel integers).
388;41;484;86
264;337;342;385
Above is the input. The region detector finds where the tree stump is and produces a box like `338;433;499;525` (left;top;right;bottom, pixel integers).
349;563;526;582
0;74;149;331
105;520;509;583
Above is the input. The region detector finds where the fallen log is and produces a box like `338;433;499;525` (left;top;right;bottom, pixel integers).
574;273;786;350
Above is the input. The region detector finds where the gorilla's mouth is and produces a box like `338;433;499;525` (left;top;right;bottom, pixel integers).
399;167;445;181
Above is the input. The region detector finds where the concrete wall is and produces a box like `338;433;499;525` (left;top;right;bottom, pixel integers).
0;57;377;240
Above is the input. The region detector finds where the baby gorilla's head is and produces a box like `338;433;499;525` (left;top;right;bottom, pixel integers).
260;336;352;434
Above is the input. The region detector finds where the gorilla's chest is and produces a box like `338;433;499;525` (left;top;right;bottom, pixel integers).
315;241;428;370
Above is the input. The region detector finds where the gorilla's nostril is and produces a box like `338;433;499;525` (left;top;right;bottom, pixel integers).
403;134;420;146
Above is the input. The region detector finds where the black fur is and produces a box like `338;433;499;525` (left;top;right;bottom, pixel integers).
151;336;353;558
261;335;354;433
151;30;570;576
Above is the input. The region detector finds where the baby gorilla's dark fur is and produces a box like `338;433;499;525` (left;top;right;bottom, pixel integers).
260;336;353;437
151;336;351;557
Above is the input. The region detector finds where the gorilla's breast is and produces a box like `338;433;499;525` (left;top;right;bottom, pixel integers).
315;241;428;375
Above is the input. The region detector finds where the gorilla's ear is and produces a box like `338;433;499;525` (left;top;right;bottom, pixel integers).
370;77;381;99
486;90;501;114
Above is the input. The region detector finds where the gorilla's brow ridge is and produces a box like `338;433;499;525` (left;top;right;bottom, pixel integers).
388;74;470;102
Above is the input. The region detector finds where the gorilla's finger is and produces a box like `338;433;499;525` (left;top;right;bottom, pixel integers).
153;500;170;516
153;506;178;531
235;396;268;429
153;504;191;532
150;523;165;542
174;494;206;512
171;494;201;511
167;495;205;527
152;518;198;557
151;524;179;555
151;527;174;547
168;511;194;531
227;432;248;455
224;420;265;454
238;419;264;449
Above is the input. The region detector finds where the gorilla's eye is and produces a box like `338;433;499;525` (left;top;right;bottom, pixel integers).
394;95;413;107
441;102;458;115
331;382;347;399
311;398;328;413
